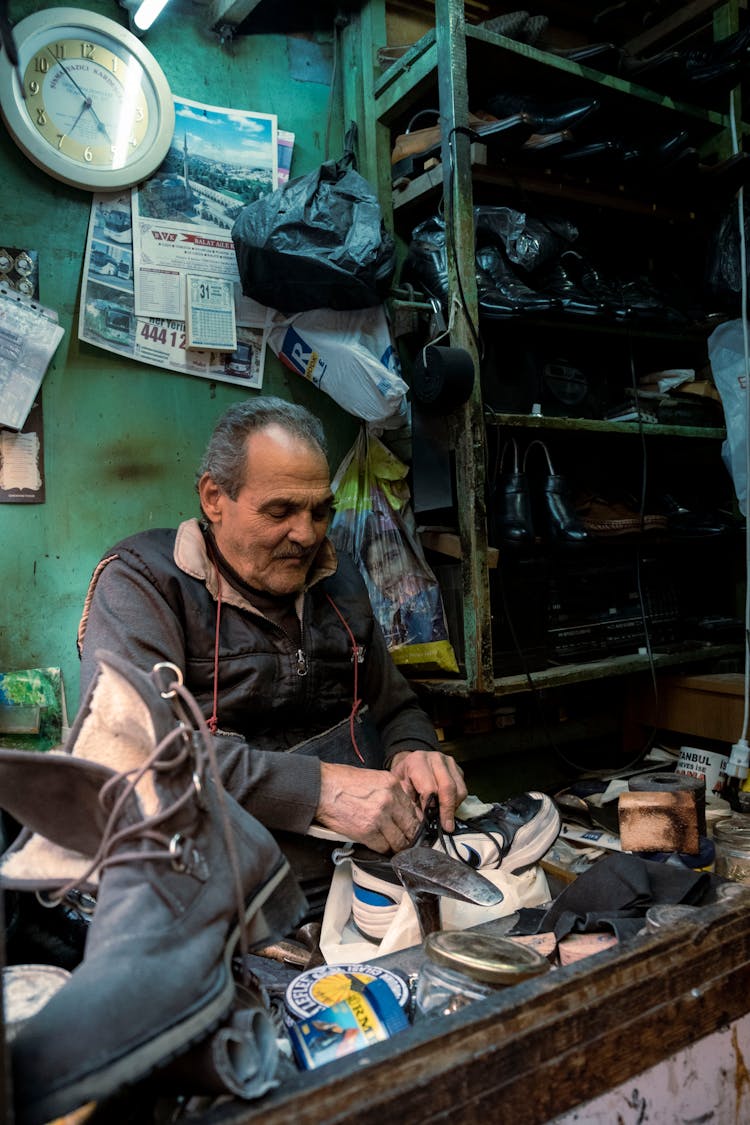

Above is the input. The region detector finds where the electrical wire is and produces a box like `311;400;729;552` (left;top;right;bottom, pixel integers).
728;91;750;746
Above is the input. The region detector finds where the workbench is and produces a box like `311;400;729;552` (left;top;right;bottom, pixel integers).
188;887;750;1125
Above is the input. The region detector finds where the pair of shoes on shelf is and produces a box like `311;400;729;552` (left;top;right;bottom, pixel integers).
492;438;589;548
350;792;560;942
618;25;750;106
402;215;558;320
478;10;550;47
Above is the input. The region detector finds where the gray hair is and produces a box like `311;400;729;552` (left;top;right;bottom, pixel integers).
196;396;328;500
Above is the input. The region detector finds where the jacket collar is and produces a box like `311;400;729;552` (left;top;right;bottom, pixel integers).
174;518;338;614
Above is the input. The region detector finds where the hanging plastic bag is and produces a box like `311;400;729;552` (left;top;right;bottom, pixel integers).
330;428;459;674
231;124;395;313
268;305;408;428
707;318;747;514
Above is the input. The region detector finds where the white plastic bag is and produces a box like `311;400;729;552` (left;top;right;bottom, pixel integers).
707;318;749;515
268;305;408;428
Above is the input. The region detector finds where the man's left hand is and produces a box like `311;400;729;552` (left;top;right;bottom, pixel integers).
388;750;467;832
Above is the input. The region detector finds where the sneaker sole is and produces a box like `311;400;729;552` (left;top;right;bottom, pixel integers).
19;858;304;1125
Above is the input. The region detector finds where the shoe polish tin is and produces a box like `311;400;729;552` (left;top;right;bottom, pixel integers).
285;962;410;1024
287;977;410;1070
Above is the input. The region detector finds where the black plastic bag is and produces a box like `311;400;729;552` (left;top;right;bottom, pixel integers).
232;125;395;312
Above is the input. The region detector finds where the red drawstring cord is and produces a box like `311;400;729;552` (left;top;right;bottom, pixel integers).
205;536;222;735
204;536;362;762
325;593;365;764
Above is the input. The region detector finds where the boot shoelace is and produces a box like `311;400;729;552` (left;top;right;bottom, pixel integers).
48;662;253;975
410;793;505;870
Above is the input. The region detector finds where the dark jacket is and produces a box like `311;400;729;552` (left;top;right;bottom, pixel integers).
77;519;439;833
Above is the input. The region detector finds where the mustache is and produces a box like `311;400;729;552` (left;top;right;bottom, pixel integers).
273;547;310;560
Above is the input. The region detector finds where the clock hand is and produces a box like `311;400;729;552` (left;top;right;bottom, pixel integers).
67;99;90;137
45;47;113;146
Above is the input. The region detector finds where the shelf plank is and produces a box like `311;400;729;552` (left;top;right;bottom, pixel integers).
484;412;726;439
411;643;743;698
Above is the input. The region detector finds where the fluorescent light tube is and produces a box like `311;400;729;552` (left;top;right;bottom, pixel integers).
133;0;170;31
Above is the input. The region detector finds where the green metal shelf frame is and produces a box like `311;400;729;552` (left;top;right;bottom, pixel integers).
413;643;744;699
343;0;741;696
485;413;726;439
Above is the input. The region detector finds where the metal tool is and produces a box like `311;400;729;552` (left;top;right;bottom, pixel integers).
391;847;505;938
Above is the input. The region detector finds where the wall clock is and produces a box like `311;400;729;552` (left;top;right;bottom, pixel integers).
0;7;175;191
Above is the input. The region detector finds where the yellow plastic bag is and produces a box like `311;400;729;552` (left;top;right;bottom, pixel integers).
330;428;458;674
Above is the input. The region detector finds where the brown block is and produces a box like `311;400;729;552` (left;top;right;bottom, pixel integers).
618;790;700;855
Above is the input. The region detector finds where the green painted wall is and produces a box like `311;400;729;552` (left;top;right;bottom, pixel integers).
0;0;357;716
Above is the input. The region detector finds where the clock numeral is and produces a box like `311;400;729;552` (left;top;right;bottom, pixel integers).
56;134;66;150
35;107;46;127
84;146;93;162
110;56;118;73
135;106;144;122
51;42;66;59
81;42;95;59
28;79;39;96
34;56;49;73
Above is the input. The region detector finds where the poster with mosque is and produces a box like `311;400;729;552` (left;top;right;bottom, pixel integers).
133;97;278;235
78;96;283;389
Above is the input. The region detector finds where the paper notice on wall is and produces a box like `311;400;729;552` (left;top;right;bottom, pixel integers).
79;192;271;390
0;288;63;431
0;396;45;504
186;275;237;350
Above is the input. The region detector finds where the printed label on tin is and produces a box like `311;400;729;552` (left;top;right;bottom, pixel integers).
285;962;410;1020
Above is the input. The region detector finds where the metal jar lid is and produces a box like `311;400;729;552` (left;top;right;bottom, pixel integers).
644;904;700;932
423;931;550;986
714;816;750;850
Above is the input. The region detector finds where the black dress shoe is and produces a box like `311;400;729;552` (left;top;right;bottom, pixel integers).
524;440;588;545
401;216;454;310
557;137;634;175
475;262;522;319
558;250;626;318
492;438;535;547
485;92;600;135
476;245;559;314
532;257;607;317
550;42;623;73
683;22;750;68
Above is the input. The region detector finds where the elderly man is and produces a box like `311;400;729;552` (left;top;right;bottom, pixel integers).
77;396;466;857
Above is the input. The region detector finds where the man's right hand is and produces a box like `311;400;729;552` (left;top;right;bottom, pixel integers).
315;762;422;852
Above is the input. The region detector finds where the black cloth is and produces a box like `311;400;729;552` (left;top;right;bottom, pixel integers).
514;852;712;943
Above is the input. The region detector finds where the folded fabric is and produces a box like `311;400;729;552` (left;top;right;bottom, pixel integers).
513;852;711;942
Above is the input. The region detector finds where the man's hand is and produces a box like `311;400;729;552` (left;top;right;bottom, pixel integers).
315;762;422;853
388;750;467;832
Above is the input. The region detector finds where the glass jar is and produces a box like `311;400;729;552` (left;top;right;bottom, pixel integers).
714;816;750;885
415;931;550;1018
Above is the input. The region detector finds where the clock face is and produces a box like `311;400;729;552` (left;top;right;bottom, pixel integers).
0;8;175;190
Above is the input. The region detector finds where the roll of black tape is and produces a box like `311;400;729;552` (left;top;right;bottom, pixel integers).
629;772;706;836
412;345;474;413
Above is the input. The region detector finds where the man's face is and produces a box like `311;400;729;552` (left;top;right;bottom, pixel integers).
200;424;333;596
